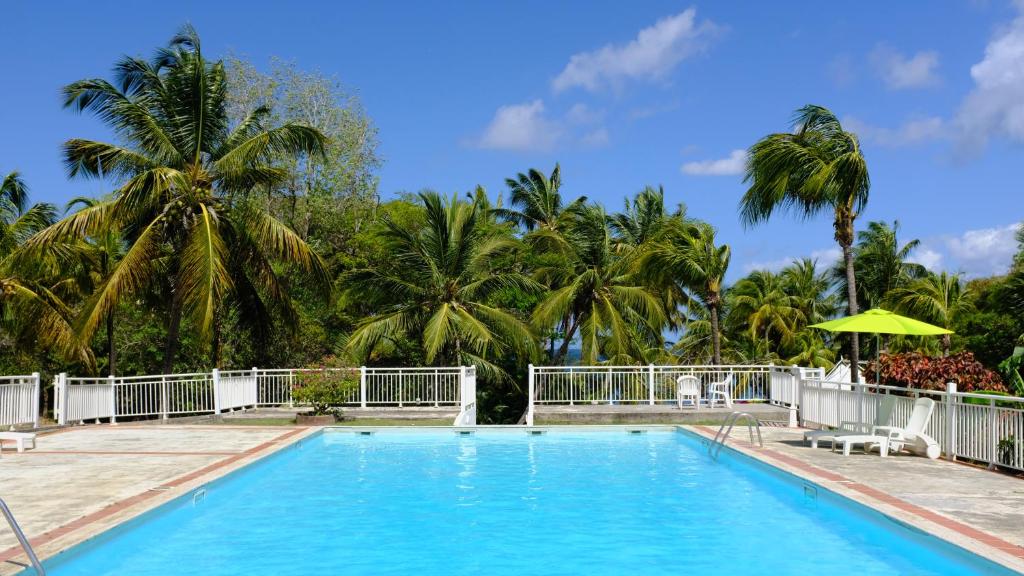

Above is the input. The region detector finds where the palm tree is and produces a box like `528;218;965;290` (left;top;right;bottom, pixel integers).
343;191;538;380
29;26;329;372
0;171;92;365
843;220;926;310
780;258;839;327
609;185;682;251
64;197;125;374
742;105;870;382
532;203;665;364
728;270;804;356
493;164;585;232
641;221;730;364
787;331;836;369
888;272;972;356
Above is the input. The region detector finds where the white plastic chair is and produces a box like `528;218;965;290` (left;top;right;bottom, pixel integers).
804;395;897;448
707;373;733;409
676;375;700;409
871;397;935;454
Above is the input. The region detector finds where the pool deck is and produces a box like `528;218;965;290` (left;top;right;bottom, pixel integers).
0;424;1021;574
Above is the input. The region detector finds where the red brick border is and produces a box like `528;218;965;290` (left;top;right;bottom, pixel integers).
693;425;1024;561
0;427;306;564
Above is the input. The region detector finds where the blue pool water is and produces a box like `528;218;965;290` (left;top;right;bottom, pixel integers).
38;429;1017;575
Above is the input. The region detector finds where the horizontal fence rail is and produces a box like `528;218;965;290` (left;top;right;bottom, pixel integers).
799;379;1024;472
52;366;476;426
0;374;40;429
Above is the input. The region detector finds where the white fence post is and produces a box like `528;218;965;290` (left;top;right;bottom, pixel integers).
788;366;800;427
945;381;957;462
30;372;40;428
647;364;655;405
987;395;997;470
212;369;222;414
251;367;258;409
359;366;367;408
108;374;117;424
160;375;169;420
527;364;535;427
57;372;68;426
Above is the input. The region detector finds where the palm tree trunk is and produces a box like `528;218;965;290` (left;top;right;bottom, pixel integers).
106;310;116;376
162;297;183;374
842;242;861;383
555;318;580;363
710;304;722;365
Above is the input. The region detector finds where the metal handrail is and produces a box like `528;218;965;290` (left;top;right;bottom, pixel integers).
709;411;763;459
0;497;45;575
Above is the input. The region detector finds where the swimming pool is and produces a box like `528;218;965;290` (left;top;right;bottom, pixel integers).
32;428;1019;575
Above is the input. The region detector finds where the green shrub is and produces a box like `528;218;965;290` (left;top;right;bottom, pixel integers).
292;370;358;415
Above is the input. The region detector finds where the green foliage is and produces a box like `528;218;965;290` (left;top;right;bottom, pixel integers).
292;370;358;415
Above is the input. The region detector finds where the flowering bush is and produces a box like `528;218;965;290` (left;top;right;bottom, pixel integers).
869;352;1006;393
292;369;358;415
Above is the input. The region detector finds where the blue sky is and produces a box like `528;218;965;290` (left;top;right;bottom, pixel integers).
2;1;1023;280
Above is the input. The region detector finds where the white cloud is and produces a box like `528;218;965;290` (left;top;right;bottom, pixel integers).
870;44;940;89
580;128;610;147
843;115;947;147
811;247;842;269
681;149;746;176
907;247;944;271
552;8;719;93
956;3;1024;149
944;223;1019;277
476;100;560;151
474;100;609;151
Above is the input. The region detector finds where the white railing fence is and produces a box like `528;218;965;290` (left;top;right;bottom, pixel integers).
454;366;477;426
526;364;803;426
800;379;1024;472
0;374;40;429
53;366;476;425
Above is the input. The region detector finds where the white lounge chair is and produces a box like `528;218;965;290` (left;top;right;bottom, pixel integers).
676;375;700;409
707;374;733;409
804;395;897;448
833;397;939;459
0;432;37;453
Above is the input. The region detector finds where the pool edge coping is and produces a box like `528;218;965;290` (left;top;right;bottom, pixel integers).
0;426;321;575
682;424;1024;574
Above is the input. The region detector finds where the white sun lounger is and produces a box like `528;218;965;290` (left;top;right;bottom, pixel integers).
0;432;37;453
833;397;938;459
804;395;897;448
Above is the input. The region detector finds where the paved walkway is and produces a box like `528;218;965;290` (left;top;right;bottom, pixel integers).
0;425;311;574
695;425;1024;571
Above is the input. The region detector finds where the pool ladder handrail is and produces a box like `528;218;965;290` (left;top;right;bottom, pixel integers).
709;411;763;459
0;497;45;575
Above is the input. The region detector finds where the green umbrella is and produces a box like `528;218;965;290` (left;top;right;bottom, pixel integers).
810;308;953;421
809;308;953;336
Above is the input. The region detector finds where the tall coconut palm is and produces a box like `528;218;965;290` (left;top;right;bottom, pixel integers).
344;191;539;379
742;105;870;382
728;270;804;356
29;26;329;372
0;171;92;365
493;163;585;232
887;272;972;356
640;221;730;364
532;203;665;364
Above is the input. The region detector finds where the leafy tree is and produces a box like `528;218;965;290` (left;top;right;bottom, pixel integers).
493;164;585;232
344;191;538;381
0;171;91;365
728;270;804;355
780;257;839;327
532;203;665;364
840;220;925;310
888;272;972;356
641;221;730;364
609;185;681;251
743;105;870;382
31;26;329;372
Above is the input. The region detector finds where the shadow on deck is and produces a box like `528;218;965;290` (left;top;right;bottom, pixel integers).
533;402;791;425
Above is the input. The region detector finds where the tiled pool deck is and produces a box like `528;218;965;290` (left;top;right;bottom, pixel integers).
0;424;1021;574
